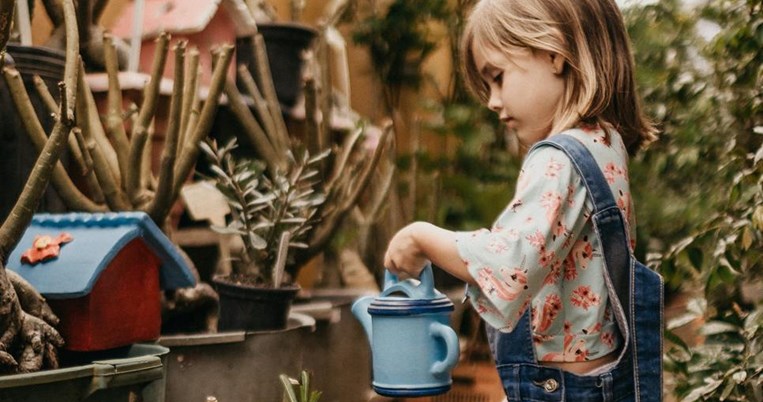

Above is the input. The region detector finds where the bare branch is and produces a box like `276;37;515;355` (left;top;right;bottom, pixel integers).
253;33;290;154
103;33;131;178
172;45;234;200
76;58;121;182
61;0;78;121
147;40;186;224
32;74;88;173
179;47;200;147
76;60;130;210
237;64;279;151
224;78;282;173
127;32;170;204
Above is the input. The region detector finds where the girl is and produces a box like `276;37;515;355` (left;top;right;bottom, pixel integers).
383;0;663;400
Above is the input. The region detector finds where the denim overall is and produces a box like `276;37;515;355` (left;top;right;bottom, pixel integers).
486;134;664;401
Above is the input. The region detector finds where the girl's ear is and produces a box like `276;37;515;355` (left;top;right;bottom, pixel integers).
549;52;566;75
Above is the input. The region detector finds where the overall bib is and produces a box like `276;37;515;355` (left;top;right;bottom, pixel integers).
486;134;664;401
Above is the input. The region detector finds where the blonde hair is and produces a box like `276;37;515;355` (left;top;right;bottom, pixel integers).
461;0;657;155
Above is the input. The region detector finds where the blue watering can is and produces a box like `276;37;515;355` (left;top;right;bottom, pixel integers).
352;264;460;397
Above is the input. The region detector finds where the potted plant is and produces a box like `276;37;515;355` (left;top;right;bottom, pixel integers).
200;138;328;331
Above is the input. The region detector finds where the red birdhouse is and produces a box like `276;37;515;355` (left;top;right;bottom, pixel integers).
8;212;196;352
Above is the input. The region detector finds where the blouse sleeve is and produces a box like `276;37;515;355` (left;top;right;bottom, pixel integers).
455;146;590;331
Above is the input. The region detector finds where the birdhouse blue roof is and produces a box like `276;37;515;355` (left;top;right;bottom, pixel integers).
7;212;196;299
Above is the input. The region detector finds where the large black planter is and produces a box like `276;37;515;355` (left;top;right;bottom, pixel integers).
236;22;318;110
213;275;300;332
0;45;68;222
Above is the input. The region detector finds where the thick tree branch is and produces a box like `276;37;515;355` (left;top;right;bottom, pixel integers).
127;32;169;204
146;40;186;223
103;33;131;180
172;45;234;200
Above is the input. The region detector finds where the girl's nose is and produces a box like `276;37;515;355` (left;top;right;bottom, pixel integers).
487;88;502;113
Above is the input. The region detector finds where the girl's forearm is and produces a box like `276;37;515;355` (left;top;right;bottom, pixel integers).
411;222;477;286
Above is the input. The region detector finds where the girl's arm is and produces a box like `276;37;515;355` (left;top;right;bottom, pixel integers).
384;221;476;285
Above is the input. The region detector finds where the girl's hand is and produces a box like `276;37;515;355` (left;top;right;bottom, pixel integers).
384;222;429;278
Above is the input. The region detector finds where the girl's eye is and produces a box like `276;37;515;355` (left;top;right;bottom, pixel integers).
492;72;503;84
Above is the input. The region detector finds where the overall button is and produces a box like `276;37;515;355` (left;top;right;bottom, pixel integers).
542;378;559;392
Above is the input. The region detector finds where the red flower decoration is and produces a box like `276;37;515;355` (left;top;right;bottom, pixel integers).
21;233;74;265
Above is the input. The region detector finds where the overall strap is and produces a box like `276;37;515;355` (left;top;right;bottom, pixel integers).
530;133;633;333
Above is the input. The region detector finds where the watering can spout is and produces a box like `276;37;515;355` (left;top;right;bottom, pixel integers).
352;296;374;342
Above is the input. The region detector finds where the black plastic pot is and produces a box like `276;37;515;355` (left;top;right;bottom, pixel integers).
213;276;300;332
236;22;318;110
0;45;69;222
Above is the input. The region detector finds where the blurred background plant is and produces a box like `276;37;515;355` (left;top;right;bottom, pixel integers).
640;0;763;400
280;370;322;402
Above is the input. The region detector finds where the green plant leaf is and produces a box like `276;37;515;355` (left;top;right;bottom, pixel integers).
719;379;735;400
731;369;748;384
742;226;754;250
301;371;309;402
701;321;740;336
280;374;298;402
668;313;701;331
665;328;691;352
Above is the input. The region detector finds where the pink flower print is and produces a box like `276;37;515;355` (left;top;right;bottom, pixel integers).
543;257;562;285
526;231;546;250
486;238;508;254
503;228;520;241
509;198;523;212
571;286;602;310
566;185;576;207
478;267;528;301
535;294;563;332
553;220;567;238
601;331;616;348
517;295;532;321
617;190;632;223
540;191;563;224
604;162;621;184
566;338;590;361
589;129;611;147
563;258;578;280
533;333;553;345
541;331;590;362
545;158;563;178
582;322;602;335
568;235;594;270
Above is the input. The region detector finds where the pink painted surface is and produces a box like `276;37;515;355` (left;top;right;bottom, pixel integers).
110;0;221;39
110;0;238;85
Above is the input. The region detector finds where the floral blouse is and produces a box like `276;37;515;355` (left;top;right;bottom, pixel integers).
455;127;635;362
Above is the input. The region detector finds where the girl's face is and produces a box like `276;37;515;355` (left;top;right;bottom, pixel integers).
472;42;566;149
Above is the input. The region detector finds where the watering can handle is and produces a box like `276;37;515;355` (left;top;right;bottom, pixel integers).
429;322;460;376
382;263;436;299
